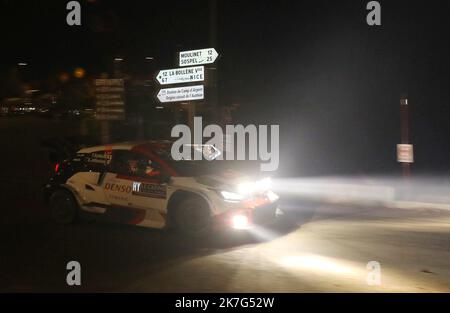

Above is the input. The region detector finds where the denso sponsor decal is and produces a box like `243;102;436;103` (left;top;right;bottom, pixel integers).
104;183;132;193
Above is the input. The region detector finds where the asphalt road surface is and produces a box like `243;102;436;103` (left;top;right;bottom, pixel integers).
1;117;449;292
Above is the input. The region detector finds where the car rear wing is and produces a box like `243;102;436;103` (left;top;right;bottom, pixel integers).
41;135;100;163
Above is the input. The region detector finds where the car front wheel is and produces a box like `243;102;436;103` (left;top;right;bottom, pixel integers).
171;195;211;237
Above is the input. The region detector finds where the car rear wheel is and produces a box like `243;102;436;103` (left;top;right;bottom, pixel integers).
50;189;78;224
171;195;211;237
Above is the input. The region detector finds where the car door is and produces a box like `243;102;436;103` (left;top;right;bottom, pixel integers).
101;150;135;208
102;149;168;227
70;150;111;212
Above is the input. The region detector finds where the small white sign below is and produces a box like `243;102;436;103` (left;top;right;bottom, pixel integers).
157;66;204;85
157;85;204;103
397;144;414;163
179;48;218;67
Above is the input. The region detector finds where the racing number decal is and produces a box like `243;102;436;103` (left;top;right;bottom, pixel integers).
132;182;167;199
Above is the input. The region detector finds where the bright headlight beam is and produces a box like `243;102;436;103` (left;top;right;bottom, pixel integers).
256;177;272;190
238;178;273;195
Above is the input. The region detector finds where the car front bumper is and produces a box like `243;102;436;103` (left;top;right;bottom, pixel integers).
213;200;281;230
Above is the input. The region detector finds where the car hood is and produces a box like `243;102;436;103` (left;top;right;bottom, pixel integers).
194;170;250;190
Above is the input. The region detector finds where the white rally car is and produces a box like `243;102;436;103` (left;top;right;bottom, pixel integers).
43;141;280;235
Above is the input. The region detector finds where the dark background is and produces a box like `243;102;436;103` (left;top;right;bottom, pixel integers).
0;0;449;177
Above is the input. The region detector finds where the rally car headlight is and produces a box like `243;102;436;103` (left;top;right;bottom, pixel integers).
220;190;246;201
267;190;279;202
237;181;255;194
231;214;249;229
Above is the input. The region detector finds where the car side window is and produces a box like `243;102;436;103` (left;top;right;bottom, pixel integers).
80;150;111;172
111;150;161;178
110;150;131;175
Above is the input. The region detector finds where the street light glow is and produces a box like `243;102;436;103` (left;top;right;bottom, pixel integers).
73;67;86;78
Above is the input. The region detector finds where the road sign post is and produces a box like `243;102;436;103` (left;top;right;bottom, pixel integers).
399;96;411;178
209;2;219;123
397;144;414;163
157;66;204;85
155;47;219;135
157;85;204;103
95;79;125;144
179;48;218;67
95;79;125;120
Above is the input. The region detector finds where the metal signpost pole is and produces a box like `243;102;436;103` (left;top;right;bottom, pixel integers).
400;96;411;178
209;0;219;124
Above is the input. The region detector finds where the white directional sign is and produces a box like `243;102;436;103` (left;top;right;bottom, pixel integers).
157;66;204;85
397;144;414;163
157;85;204;103
95;79;125;120
179;48;218;67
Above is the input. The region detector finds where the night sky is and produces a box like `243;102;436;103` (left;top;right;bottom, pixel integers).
0;0;449;176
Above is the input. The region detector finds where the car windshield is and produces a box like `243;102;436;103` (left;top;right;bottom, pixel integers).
151;145;258;177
